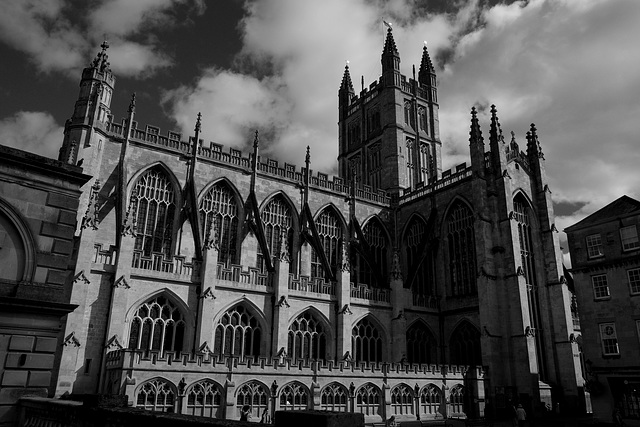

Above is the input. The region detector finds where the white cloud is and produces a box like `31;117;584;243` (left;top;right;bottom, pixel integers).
0;111;63;159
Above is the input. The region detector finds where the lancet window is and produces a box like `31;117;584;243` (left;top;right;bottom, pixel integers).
186;380;223;418
418;107;428;133
287;310;327;361
450;385;465;415
133;167;176;259
390;384;414;416
419;384;442;416
135;378;176;412
199;182;239;265
355;383;382;416
128;295;185;354
353;219;388;288
311;208;343;280
406;139;415;189
279;382;310;411
236;381;268;420
320;383;348;412
258;195;294;272
404;101;415;129
419;143;430;184
446;202;476;296
213;305;261;359
406;321;437;365
352;317;383;363
449;321;481;366
405;217;434;297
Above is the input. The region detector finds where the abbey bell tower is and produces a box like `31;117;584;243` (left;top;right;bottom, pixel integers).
338;28;442;195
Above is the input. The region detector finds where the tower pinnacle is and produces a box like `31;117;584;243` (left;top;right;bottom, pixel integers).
339;64;354;94
418;43;435;85
91;40;112;73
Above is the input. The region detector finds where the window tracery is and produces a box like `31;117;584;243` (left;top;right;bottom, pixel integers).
446;202;476;296
287;310;327;360
321;383;348;412
405;217;434;296
419;384;442;415
135;378;176;412
353;219;387;287
449;322;481;366
311;208;343;280
236;381;268;420
258;195;293;272
406;321;437;365
128;295;185;354
186;380;223;418
390;384;414;415
199;182;239;265
355;383;382;416
279;382;310;411
449;385;465;415
213;305;261;358
352;317;383;363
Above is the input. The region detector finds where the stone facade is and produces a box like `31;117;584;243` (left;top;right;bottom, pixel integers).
565;195;640;423
0;145;89;426
53;31;585;423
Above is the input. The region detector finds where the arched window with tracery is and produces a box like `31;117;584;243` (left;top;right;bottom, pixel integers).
353;219;388;288
390;384;414;416
446;201;476;296
288;310;327;361
450;321;481;366
135;378;176;412
419;143;430;183
514;194;547;380
450;385;465;415
199;182;239;265
311;208;343;280
405;217;435;297
418;107;429;133
258;195;294;273
419;384;442;416
236;381;268;420
128;295;185;354
406;139;415;189
321;383;348;412
213;305;261;359
352;317;383;363
186;380;223;418
279;382;310;411
356;383;382;417
406;321;437;365
133;167;176;259
404;101;415;129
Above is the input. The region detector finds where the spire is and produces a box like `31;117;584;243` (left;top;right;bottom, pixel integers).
383;27;399;57
489;105;507;175
469;107;484;146
90;40;112;73
339;63;355;94
489;105;504;145
527;123;544;159
381;26;400;85
418;42;435;85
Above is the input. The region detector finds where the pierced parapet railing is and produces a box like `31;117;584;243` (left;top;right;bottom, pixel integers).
93;244;117;265
131;250;200;280
412;293;439;309
18;397;83;427
216;263;273;288
350;283;390;303
288;274;336;296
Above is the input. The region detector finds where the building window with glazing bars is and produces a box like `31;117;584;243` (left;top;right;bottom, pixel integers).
620;225;639;251
586;233;603;258
628;268;640;295
591;274;610;300
599;323;619;356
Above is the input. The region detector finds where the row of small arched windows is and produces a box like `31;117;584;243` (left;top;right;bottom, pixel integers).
130;166;479;296
127;297;481;366
135;377;465;419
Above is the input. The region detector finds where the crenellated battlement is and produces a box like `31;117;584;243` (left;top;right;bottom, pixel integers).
399;162;472;204
106;118;390;205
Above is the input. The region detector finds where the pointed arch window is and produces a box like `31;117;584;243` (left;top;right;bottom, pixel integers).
418;107;428;132
321;383;348;412
352;317;383;363
450;322;481;366
288;310;327;361
446;202;476;296
128;295;185;354
136;378;176;412
236;381;268;420
311;208;343;280
133;167;176;259
279;382;310;411
419;384;442;416
186;380;223;418
258;196;293;273
406;321;437;365
355;383;382;417
213;305;261;359
406;139;415;189
199;182;239;265
450;385;465;416
419;143;430;184
404;100;415;129
405;217;435;297
353;220;388;288
390;384;414;416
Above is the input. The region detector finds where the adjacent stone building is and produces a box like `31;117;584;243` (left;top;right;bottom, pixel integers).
0;145;89;426
565;195;640;423
52;31;586;423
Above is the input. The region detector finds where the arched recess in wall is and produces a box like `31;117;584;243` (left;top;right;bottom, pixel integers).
258;191;299;273
402;212;435;296
442;197;476;297
352;215;390;288
0;197;36;283
198;178;243;266
351;314;387;363
406;319;438;365
212;298;267;359
128;163;181;261
287;306;332;361
449;319;481;367
124;289;191;354
311;204;347;280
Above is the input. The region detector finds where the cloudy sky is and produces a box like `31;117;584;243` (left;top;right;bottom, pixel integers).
1;0;639;258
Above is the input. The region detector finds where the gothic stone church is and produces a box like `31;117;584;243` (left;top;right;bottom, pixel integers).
54;30;585;422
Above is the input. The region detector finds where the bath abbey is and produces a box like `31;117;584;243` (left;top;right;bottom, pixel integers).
41;28;585;422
